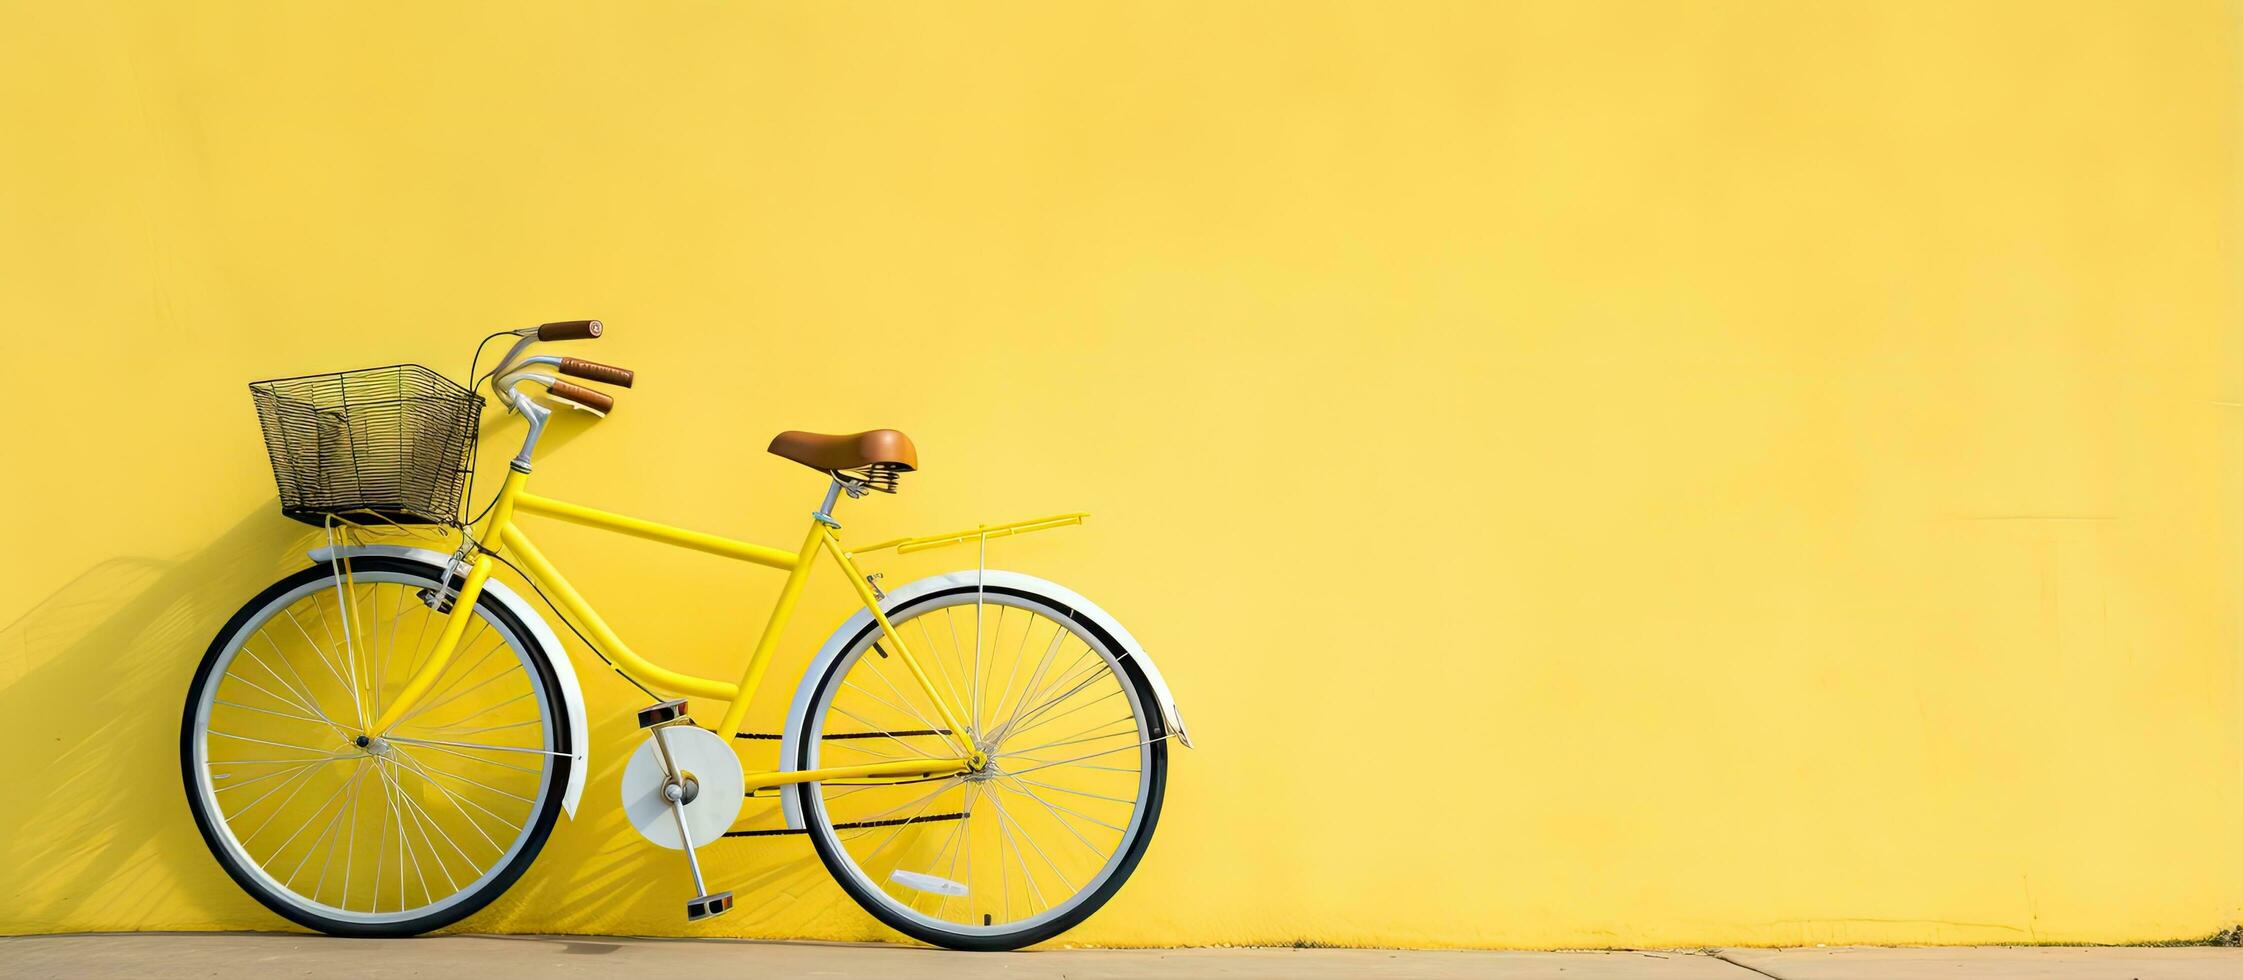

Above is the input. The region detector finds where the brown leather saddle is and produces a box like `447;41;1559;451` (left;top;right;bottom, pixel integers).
767;429;917;490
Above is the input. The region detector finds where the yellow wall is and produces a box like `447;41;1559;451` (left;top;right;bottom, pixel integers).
2;0;2238;949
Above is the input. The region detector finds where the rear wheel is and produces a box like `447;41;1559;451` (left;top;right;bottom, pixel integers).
180;557;571;936
795;584;1169;950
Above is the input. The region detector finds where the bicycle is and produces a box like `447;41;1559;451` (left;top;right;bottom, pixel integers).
180;320;1192;950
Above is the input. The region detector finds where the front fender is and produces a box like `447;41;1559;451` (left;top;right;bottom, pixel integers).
307;544;591;818
779;569;1190;829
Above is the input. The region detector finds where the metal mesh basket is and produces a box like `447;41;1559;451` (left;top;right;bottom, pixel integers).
249;364;483;526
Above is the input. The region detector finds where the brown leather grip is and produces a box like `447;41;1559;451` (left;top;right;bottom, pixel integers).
558;357;635;388
536;319;603;341
547;380;615;413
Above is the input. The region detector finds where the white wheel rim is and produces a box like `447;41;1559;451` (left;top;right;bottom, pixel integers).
189;569;557;925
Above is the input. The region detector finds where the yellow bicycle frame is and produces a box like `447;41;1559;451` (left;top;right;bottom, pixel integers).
360;468;1082;790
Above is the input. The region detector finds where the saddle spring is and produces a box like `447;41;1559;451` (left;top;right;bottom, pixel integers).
836;462;907;494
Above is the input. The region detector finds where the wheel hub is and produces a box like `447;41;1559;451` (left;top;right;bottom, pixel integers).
964;741;1004;781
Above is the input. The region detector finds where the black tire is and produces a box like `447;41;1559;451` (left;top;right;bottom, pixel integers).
179;557;573;937
793;584;1169;951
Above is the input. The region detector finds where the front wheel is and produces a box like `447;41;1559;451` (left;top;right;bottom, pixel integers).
795;583;1170;950
180;557;572;936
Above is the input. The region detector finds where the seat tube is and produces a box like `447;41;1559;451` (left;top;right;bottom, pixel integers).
714;517;828;738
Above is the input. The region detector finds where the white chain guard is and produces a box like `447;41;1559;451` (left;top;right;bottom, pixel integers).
621;727;745;849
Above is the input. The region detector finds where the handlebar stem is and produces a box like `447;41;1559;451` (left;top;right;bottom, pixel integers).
497;375;554;472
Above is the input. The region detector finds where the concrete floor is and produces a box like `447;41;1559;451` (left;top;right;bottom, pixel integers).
0;933;2236;979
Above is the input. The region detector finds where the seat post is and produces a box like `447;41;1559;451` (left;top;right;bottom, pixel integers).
813;477;845;526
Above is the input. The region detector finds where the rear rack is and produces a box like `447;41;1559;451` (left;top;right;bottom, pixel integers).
849;513;1088;556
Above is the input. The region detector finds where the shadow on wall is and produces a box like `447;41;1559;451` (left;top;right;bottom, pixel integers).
0;412;847;937
0;503;310;931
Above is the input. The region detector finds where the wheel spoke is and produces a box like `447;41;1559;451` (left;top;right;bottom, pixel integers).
235;754;334;847
989;787;1047;915
860;654;951;748
409;690;534;736
214;760;326;795
921;795;973;917
376;756;473;893
217;670;326;729
243;637;348;737
388;750;516;854
211;755;352;768
1001;688;1129;750
340;763;364;910
988;625;1071;745
405;752;539;805
393;652;517;728
984;613;1035;746
976;603;1005;739
209;730;347;755
372;769;392;911
1001;717;1139;758
421;716;541;738
214;698;335;729
992;652;1108;745
915;615;974;739
374;760;422;907
280;762;369;887
263;761;361;872
378;758;443;903
839;780;961;840
985;787;1072;899
401;737;545;776
384;735;567;758
827;701;941;761
938;606;977;737
1008;775;1139;806
1003;759;1137;774
998;772;1120;845
1000;738;1161;780
858;783;963;872
240;639;329;720
278;609;359;728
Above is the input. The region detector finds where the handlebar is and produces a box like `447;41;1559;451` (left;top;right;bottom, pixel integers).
558;356;634;388
480;319;626;468
536;319;603;341
546;379;616;414
483;318;633;438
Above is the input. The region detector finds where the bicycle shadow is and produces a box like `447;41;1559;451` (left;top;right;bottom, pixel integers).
0;411;855;938
0;503;311;931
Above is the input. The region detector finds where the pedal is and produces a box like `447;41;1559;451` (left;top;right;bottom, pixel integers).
686;891;733;921
638;699;689;729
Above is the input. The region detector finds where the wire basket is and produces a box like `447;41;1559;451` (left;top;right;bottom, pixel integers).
249;364;483;527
